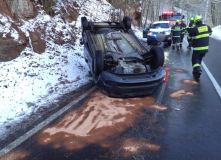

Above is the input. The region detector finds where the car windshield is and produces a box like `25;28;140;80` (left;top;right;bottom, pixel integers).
150;23;170;29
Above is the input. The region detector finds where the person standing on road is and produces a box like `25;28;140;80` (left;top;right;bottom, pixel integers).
180;19;187;47
188;15;212;81
171;20;182;50
186;17;195;48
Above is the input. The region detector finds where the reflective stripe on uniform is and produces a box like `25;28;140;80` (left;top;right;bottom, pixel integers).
171;29;181;31
197;26;208;33
172;26;181;31
192;33;210;39
193;46;209;51
193;63;201;68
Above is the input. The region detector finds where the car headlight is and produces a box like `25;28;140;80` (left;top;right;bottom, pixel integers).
147;32;156;37
165;31;171;35
147;32;153;36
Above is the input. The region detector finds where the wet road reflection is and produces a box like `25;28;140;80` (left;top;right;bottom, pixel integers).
159;46;221;160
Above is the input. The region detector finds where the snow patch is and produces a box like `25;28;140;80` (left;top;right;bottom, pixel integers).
211;25;221;41
0;14;19;40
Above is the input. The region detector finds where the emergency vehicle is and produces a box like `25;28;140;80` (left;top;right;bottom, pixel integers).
159;11;184;25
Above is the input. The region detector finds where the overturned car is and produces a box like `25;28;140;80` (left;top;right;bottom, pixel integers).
81;16;165;97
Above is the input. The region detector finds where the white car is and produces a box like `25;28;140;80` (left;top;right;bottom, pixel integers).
143;21;172;46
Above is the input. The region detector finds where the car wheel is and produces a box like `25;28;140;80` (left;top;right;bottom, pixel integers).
123;16;132;30
81;17;90;30
94;50;104;78
150;46;164;69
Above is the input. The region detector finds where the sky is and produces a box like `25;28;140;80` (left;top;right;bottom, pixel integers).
0;0;221;141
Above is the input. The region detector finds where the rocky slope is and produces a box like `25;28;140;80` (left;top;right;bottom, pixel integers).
0;0;105;61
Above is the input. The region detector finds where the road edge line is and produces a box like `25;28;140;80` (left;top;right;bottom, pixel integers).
202;62;221;99
0;86;96;157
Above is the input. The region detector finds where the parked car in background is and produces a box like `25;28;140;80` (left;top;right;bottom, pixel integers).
81;16;165;97
143;21;172;46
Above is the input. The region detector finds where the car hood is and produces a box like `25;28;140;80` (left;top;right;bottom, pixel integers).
149;28;171;33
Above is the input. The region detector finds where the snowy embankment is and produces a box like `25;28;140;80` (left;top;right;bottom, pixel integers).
211;25;221;40
0;0;112;139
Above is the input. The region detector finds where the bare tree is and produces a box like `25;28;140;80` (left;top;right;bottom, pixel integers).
171;0;221;26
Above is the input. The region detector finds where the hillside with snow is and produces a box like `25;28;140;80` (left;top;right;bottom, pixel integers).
0;0;113;140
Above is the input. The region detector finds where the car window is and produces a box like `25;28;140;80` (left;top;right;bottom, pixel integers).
151;23;170;29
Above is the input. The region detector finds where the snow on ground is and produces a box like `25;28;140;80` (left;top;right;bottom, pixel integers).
0;14;19;40
132;26;146;41
0;0;112;139
211;25;221;41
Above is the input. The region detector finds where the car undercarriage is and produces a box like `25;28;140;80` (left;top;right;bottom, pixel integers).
81;16;165;97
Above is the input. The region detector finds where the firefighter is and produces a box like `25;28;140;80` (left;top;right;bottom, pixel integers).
188;15;212;81
186;17;195;48
180;19;187;47
171;20;182;50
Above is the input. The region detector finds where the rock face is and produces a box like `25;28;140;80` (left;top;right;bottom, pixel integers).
0;0;44;61
0;0;80;61
5;0;36;19
29;31;46;54
0;0;13;17
59;1;79;22
0;39;27;61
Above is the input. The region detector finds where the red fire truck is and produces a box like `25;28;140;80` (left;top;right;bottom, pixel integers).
159;11;184;25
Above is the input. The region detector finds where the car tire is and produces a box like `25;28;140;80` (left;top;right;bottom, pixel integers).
147;41;151;45
123;16;132;30
150;46;164;69
81;17;90;30
94;50;104;78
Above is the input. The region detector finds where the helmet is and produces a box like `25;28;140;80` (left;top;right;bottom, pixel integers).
194;15;202;23
176;20;180;23
175;20;179;25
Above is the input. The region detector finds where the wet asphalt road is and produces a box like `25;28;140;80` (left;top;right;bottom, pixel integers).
158;38;221;160
204;38;221;87
1;39;221;160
